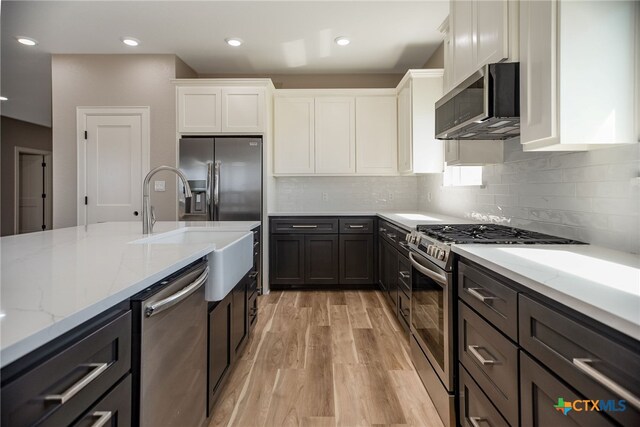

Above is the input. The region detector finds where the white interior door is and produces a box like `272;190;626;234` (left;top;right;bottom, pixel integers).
83;113;145;224
18;154;45;233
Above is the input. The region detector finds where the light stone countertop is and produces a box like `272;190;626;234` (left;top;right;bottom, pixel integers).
0;220;260;368
269;211;475;231
452;244;640;341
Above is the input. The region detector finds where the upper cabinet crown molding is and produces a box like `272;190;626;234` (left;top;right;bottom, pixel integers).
520;0;637;151
172;78;275;90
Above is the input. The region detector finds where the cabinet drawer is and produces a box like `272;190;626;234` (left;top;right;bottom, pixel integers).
520;351;617;427
1;310;132;427
397;287;411;331
519;295;640;426
271;217;338;234
459;301;519;426
459;364;509;427
72;374;132;427
458;262;518;341
397;254;411;295
339;218;374;233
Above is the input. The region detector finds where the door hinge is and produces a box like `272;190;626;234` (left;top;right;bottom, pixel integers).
42;193;46;199
84;130;88;140
42;225;46;230
84;196;88;205
42;162;46;167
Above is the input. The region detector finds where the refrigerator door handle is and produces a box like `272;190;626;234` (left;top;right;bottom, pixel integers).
214;160;221;220
207;162;214;221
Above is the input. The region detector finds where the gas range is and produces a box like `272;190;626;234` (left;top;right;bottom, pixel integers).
406;223;584;271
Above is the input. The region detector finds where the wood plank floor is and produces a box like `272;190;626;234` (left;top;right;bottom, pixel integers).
209;290;444;427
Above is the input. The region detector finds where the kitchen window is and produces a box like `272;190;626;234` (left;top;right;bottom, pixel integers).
442;166;483;187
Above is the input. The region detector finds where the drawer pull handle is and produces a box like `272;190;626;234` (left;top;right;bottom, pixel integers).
387;233;397;239
348;224;365;228
44;362;109;404
573;358;640;410
399;241;410;247
379;227;387;232
291;225;318;228
468;345;499;366
469;417;489;427
91;411;113;427
248;271;259;279
466;287;498;303
399;271;410;279
254;241;259;247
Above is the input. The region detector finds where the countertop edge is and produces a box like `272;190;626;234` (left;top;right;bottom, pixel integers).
451;245;640;342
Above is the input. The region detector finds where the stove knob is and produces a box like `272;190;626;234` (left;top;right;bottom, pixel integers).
438;250;446;261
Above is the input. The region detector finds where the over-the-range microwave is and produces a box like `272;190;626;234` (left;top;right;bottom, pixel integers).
435;62;520;140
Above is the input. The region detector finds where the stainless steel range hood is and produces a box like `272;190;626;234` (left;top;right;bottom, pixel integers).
435;63;519;140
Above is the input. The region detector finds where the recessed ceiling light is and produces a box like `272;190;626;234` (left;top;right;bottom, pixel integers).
225;38;243;47
121;37;140;47
335;37;350;46
16;37;38;46
0;96;7;101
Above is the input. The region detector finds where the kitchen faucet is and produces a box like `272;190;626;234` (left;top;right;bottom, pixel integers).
142;166;192;234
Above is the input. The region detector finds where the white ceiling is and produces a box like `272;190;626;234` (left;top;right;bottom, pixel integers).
1;1;449;127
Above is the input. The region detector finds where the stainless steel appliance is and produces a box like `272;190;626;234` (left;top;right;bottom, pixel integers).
405;223;584;427
131;258;209;427
179;137;262;221
435;63;520;140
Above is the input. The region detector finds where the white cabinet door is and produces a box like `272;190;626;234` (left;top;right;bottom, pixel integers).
452;0;475;86
397;85;412;175
474;0;509;68
355;96;398;175
314;97;356;174
177;87;222;133
221;87;265;133
274;97;315;174
519;0;557;146
443;29;454;92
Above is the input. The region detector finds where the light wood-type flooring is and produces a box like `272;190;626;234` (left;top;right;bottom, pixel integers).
208;290;444;427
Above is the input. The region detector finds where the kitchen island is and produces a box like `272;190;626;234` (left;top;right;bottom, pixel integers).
0;220;258;367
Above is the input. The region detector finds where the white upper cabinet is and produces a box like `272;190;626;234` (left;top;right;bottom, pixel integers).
397;70;445;175
274;97;315;174
176;81;268;134
221;87;265;133
273;90;398;176
315;97;356;174
356;96;398;175
178;86;222;133
450;0;513;88
520;0;637;151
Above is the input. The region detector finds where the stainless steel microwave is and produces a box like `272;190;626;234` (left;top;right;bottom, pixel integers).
435;62;520;140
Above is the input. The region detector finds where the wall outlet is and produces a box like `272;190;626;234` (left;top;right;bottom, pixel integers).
388;191;394;201
322;192;329;202
154;180;166;192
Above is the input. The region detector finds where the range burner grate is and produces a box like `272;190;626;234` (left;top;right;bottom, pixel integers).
415;224;585;245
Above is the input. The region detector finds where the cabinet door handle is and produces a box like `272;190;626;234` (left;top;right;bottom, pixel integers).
44;362;109;404
291;225;318;228
573;358;640;410
348;224;365;229
399;271;410;279
466;287;498;303
468;345;499;366
90;411;113;427
469;417;489;427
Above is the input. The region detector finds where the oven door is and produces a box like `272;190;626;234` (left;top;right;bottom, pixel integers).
409;251;454;391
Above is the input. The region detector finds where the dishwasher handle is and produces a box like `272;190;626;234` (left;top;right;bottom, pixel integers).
145;266;209;317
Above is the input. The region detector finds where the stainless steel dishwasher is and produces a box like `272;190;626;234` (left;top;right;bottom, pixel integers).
131;258;208;427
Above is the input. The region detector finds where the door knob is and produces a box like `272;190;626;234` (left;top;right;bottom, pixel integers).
133;211;139;216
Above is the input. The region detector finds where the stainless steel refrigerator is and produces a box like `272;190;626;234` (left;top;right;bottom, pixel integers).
179;137;262;221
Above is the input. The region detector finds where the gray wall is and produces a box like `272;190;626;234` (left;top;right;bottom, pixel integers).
274;176;419;213
1;116;53;236
418;141;640;253
423;42;444;68
51;54;189;228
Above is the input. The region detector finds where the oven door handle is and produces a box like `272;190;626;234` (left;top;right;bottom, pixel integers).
409;252;448;285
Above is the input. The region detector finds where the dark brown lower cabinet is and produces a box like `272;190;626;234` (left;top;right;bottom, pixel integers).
382;238;399;312
270;235;304;285
339;234;374;285
73;374;132;427
304;234;339;284
208;294;231;414
231;279;248;353
459;365;508;427
520;351;617;427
